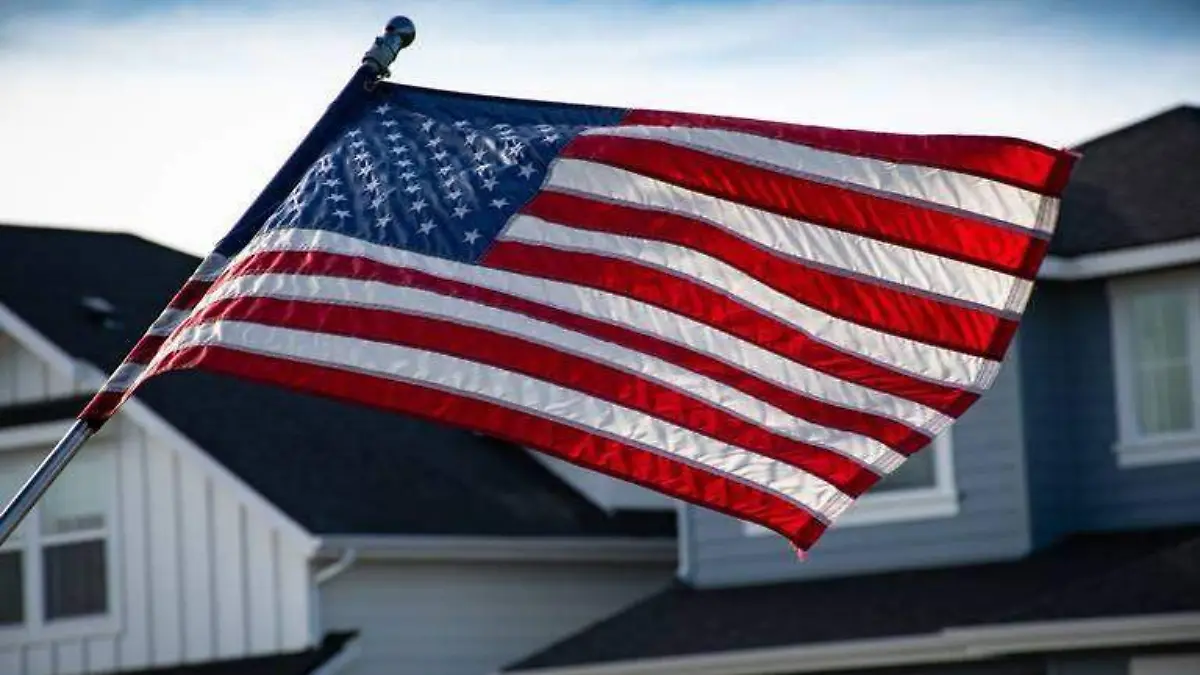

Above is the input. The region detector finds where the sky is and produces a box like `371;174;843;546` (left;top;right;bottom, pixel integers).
1;0;1198;256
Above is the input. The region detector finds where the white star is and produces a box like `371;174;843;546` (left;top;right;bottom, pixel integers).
400;171;417;180
464;132;478;144
380;120;398;128
370;194;388;210
473;163;491;175
326;192;347;203
463;229;481;244
363;176;381;192
432;150;449;162
535;124;555;132
418;220;436;234
353;151;370;163
376;215;391;228
492;123;511;130
518;164;537;179
437;165;455;176
442;177;457;189
333;209;351;220
391;145;409;155
472;150;487;162
481;177;499;191
489;198;509;209
420;119;435;133
323;178;342;188
356;164;373;178
541;133;561;144
446;188;463;200
346;129;362;138
350;141;366;151
453;205;471;219
404;184;421;194
386;133;403;142
453;120;470;129
396;159;413;168
375;104;392;115
409;198;428;214
426;137;443;149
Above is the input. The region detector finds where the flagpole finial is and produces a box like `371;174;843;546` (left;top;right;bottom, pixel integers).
363;16;416;80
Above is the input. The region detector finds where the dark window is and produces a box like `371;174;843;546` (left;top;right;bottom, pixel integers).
43;540;106;620
875;446;936;492
0;550;23;625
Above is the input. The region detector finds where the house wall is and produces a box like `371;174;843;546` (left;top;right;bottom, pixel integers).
683;345;1032;587
0;331;314;674
1020;277;1200;546
318;558;673;675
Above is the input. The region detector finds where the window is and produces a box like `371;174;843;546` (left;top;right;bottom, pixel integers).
744;429;957;536
1111;272;1200;467
0;446;114;637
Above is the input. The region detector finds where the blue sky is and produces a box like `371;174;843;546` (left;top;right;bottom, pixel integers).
1;0;1197;254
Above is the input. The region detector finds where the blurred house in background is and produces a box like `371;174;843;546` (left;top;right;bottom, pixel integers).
500;104;1200;675
1;104;1198;675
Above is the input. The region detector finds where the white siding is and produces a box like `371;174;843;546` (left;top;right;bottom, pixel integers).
0;329;315;672
319;559;672;675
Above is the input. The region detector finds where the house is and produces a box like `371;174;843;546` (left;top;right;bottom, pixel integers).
499;105;1200;675
0;226;677;672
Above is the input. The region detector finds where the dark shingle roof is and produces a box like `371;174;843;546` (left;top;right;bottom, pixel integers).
1053;104;1200;256
506;526;1200;671
102;631;356;674
0;223;673;538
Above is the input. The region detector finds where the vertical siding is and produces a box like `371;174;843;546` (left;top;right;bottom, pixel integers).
687;347;1032;587
0;330;314;672
1021;278;1200;543
319;559;673;675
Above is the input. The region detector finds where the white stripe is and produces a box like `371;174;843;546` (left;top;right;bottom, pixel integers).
159;319;854;522
147;308;190;337
101;362;145;393
586;125;1049;232
196;272;908;473
239;227;961;428
543;158;1032;314
503;215;993;387
192;253;230;282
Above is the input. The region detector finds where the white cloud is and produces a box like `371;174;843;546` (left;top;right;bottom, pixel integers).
0;0;1196;254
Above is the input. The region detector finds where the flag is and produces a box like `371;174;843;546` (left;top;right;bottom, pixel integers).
81;84;1077;551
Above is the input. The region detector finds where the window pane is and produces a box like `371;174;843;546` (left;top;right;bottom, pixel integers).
43;540;107;620
1130;290;1195;435
0;550;22;626
875;445;936;492
41;452;112;535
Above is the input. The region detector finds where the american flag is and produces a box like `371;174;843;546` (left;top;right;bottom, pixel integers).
82;84;1077;551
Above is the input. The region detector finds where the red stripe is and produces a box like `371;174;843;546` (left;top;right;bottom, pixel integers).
80;390;126;426
522;191;1018;360
623;109;1078;196
483;241;980;417
125;334;168;365
182;295;881;496
169;279;214;310
224;249;947;448
150;344;828;549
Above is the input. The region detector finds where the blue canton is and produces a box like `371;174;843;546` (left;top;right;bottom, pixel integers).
261;87;626;263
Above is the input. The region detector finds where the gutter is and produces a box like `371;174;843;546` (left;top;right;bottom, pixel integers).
1038;236;1200;281
317;535;676;564
501;613;1200;675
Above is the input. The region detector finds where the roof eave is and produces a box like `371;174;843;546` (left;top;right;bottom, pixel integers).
317;534;677;564
1040;236;1200;281
502;612;1200;675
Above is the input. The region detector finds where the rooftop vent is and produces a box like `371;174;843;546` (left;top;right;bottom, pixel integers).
80;295;121;330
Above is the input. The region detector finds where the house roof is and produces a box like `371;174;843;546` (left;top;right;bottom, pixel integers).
0;222;673;539
505;525;1200;672
1052;104;1200;257
104;631;356;674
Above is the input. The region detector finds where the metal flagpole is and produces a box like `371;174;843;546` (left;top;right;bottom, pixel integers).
0;16;417;548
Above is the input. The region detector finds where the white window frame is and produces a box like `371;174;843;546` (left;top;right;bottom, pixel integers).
1109;269;1200;468
744;429;958;536
0;422;120;646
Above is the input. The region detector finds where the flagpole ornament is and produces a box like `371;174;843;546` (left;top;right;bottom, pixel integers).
0;16;419;548
363;16;416;81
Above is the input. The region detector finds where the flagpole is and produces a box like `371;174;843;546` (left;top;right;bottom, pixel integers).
0;16;417;548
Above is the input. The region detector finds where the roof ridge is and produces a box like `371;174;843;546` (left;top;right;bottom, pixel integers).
1071;102;1200;149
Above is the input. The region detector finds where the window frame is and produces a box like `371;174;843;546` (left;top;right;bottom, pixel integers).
1109;269;1200;468
744;429;958;536
0;424;120;646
